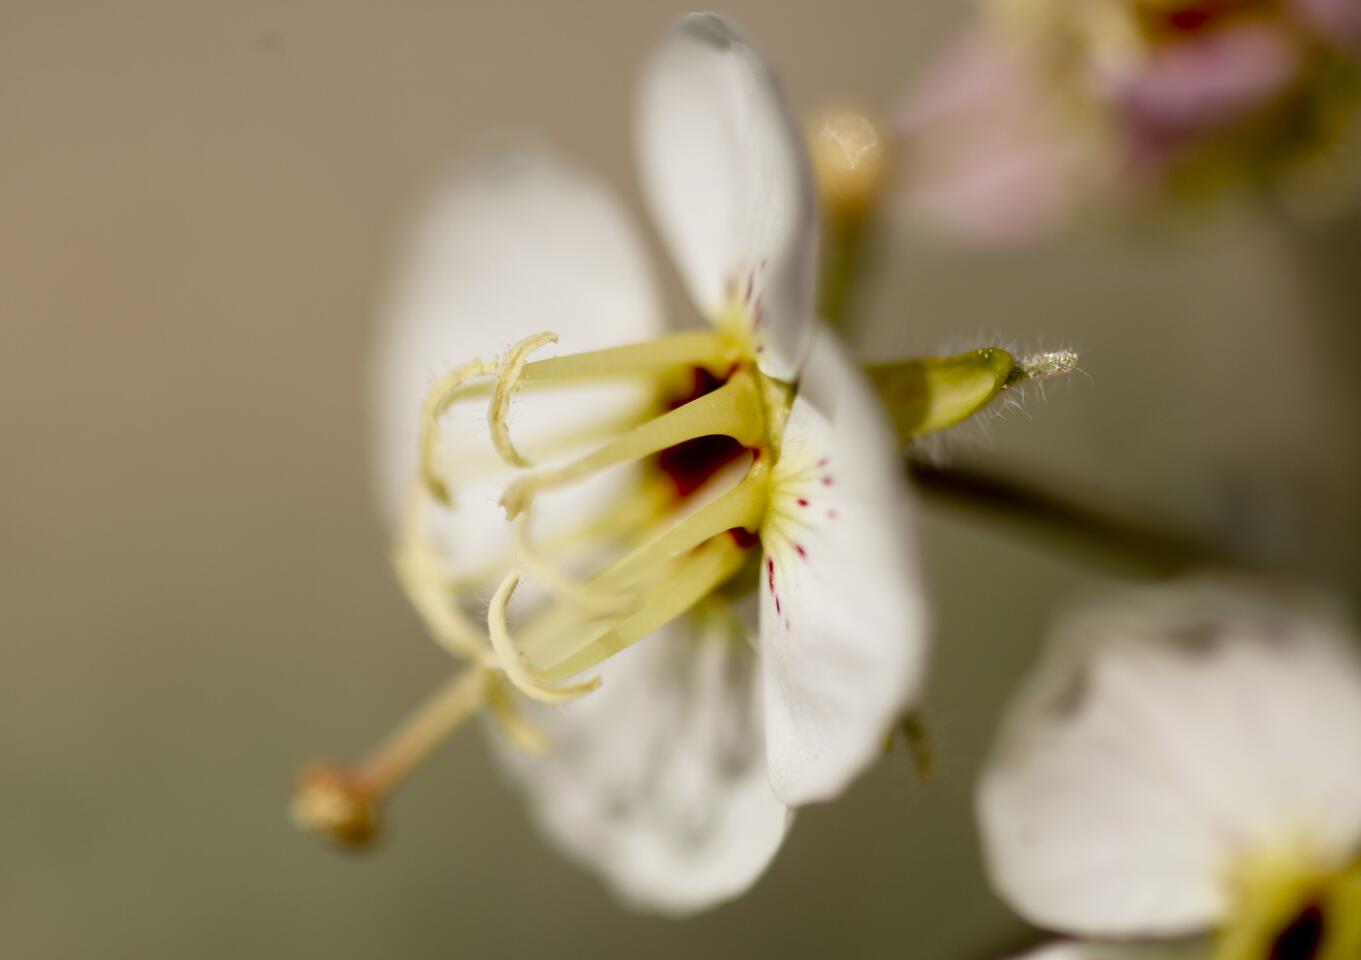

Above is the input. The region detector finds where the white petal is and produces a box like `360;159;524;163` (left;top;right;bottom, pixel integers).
371;145;664;576
637;13;817;381
1010;941;1211;960
758;329;928;806
979;580;1361;939
491;608;790;915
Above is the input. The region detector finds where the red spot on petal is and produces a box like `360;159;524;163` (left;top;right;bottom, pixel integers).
795;543;806;558
821;476;834;487
817;457;830;467
745;273;754;304
826;509;839;519
796;498;810;507
774;595;782;615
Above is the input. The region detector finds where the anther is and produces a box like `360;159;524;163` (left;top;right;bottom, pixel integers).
490;331;558;469
512;514;639;616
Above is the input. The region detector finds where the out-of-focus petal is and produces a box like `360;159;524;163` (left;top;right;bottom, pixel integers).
758;329;928;806
637;13;816;380
1108;24;1301;165
1291;0;1361;44
979;580;1361;938
1009;940;1211;960
896;30;1092;243
371;146;663;578
492;610;789;915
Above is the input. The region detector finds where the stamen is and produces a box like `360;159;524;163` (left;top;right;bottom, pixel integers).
419;357;496;505
590;458;769;592
501;370;766;520
536;535;750;681
512;513;639;616
486;569;602;704
392;486;496;664
489;331;558;469
515;330;732;386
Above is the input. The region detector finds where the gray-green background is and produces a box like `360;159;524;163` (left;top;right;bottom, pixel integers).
4;2;1357;957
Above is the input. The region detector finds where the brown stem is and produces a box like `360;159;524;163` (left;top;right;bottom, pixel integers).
907;457;1252;577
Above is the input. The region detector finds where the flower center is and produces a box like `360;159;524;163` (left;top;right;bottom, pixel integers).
1214;848;1361;960
405;325;785;705
655;366;752;497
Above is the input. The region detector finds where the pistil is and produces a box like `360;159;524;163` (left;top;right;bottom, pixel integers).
292;666;490;847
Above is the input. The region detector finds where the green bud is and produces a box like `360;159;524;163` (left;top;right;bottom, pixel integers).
866;348;1014;444
866;347;1079;444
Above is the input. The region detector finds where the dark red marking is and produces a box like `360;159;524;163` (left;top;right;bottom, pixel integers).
821;476;834;487
775;596;782;615
655;366;749;497
795;543;806;558
1269;903;1325;960
1167;7;1213;31
797;498;810;507
727;527;760;549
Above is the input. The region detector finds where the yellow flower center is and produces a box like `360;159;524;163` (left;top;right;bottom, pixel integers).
400;306;789;706
1214;846;1361;960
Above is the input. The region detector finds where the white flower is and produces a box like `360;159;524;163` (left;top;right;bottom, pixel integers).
360;13;928;913
978;580;1361;960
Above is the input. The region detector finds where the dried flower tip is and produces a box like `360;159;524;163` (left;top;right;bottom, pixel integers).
292;763;380;849
1006;350;1079;385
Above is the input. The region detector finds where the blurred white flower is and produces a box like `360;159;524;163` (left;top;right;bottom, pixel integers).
897;0;1361;241
365;13;927;913
978;580;1361;959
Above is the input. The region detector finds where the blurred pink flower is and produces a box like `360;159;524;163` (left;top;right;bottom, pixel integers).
895;30;1096;243
1108;22;1301;171
897;0;1361;242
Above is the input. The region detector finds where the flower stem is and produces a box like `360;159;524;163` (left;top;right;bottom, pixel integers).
907;456;1251;576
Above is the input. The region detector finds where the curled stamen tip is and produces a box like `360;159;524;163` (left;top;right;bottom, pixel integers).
291;763;381;849
1007;350;1079;385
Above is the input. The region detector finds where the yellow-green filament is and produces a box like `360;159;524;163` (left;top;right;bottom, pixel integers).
592;460;769;592
500;370;766;520
515;330;733;386
537;535;750;681
512;513;639;616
